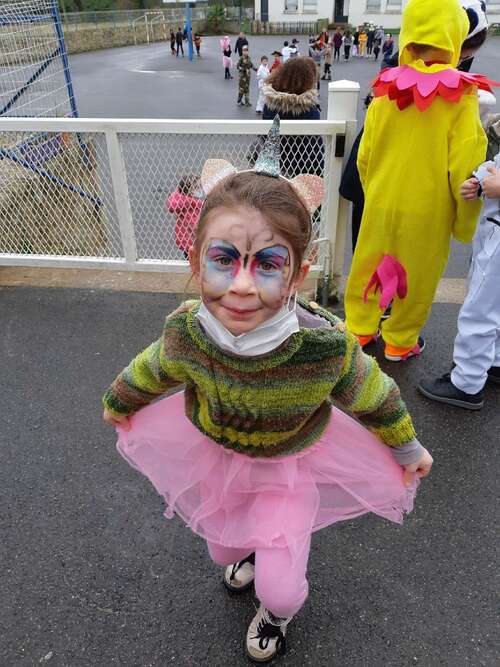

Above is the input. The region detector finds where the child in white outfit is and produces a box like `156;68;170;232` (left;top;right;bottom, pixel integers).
256;55;270;114
419;117;500;409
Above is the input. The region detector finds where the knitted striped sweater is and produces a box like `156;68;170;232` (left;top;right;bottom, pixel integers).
103;299;417;458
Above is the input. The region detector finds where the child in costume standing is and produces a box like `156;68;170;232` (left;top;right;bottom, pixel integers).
270;50;282;73
103;118;433;663
344;0;497;362
256;55;270;114
237;45;257;107
166;175;204;260
419;118;500;410
220;36;233;79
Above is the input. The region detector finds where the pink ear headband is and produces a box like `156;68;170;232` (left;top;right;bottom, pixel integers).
200;115;325;216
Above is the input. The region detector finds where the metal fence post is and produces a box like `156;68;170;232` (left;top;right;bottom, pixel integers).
105;130;137;267
325;79;359;298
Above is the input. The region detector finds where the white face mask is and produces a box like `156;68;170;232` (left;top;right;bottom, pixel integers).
197;295;300;357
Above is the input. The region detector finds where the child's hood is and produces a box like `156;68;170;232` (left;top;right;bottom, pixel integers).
399;0;469;68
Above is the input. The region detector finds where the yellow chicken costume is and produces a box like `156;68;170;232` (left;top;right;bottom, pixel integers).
344;0;496;360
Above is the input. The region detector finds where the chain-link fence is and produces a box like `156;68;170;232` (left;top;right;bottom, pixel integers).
0;112;355;286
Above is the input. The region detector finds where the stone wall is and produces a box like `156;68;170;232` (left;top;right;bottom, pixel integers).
64;21;205;55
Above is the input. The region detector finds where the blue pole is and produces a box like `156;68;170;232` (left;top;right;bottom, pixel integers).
186;4;193;62
0;47;61;116
49;0;78;118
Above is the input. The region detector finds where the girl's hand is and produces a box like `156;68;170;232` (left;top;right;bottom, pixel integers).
460;177;479;200
482;166;500;199
103;408;131;431
402;449;433;487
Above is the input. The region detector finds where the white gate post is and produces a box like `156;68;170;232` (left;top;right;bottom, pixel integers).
105;130;138;267
325;79;359;297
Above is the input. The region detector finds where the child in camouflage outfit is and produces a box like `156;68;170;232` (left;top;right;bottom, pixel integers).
237;45;257;106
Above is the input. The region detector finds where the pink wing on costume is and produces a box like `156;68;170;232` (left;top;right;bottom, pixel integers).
373;65;500;111
363;255;408;310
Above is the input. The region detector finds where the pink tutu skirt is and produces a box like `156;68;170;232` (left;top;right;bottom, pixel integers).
116;391;417;557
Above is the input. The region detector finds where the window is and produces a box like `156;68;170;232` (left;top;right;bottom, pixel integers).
284;0;298;12
366;0;381;10
386;0;403;9
303;0;318;11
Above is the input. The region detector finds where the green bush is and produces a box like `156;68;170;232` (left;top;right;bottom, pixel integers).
206;4;226;34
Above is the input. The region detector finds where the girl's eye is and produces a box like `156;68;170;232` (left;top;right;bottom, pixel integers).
259;261;278;272
214;255;233;267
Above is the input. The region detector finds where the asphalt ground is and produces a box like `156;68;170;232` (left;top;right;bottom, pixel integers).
68;36;500;279
1;286;498;666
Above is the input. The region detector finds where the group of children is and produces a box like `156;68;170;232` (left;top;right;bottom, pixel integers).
169;27;202;58
105;0;498;662
222;33;336;109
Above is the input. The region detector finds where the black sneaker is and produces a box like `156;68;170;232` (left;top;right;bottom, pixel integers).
246;604;291;662
488;366;500;385
223;553;255;592
417;373;484;410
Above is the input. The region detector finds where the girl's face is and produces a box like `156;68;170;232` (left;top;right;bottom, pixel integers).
190;207;309;336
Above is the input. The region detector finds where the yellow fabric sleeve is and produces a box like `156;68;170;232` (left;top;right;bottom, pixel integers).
449;94;487;243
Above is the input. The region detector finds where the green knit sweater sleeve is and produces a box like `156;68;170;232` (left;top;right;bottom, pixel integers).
102;337;182;417
330;326;416;447
102;302;197;416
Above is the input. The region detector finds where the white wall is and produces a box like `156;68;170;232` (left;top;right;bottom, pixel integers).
348;0;500;30
256;0;500;27
256;0;332;23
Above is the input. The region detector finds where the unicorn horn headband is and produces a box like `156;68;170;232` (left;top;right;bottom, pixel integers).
200;115;325;216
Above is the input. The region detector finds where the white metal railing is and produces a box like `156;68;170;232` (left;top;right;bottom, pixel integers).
0;82;359;292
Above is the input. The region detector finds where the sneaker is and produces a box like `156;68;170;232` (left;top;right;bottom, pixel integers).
385;336;426;362
246;604;291;663
417;373;484;410
488;366;500;385
223;553;255;593
237;100;243;106
245;101;252;107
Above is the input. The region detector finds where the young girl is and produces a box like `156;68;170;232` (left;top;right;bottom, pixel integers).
103;119;433;663
321;42;333;81
166;175;204;259
220;36;233;79
255;55;270;114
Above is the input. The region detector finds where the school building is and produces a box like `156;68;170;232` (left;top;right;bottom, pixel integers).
254;0;500;29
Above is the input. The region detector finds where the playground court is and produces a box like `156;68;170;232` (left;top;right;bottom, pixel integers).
70;35;499;121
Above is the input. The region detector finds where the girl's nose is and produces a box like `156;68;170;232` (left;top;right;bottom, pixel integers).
230;266;257;294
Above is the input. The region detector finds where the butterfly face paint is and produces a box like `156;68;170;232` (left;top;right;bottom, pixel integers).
202;239;291;308
195;207;299;336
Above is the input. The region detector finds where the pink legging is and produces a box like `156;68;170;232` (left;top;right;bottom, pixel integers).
207;539;310;618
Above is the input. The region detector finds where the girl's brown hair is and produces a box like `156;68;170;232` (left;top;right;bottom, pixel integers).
266;56;317;95
193;171;312;278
